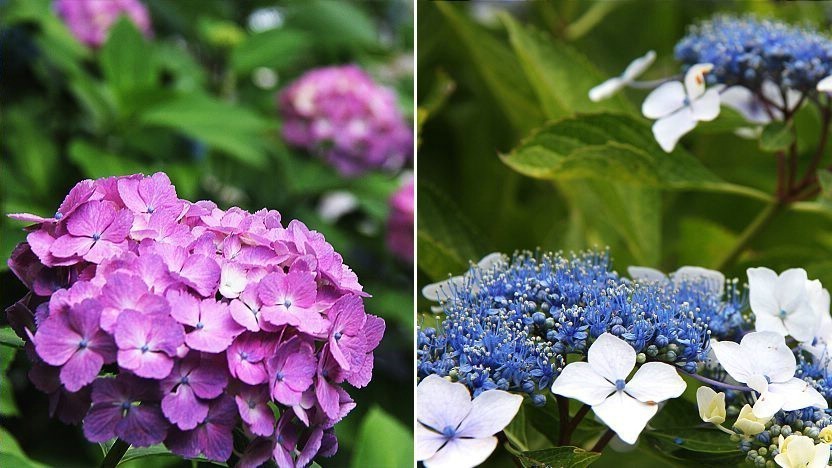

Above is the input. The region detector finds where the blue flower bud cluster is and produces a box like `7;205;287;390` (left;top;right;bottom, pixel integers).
674;15;832;92
417;250;746;400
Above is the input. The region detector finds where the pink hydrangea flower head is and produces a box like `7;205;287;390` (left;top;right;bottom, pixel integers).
279;65;413;176
6;172;383;465
387;177;414;263
54;0;152;48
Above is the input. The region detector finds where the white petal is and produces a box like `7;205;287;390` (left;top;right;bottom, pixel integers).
589;78;625;102
748;267;780;317
751;385;786;419
423;437;498;468
720;86;771;124
739;331;796;383
416;424;447;461
652;108;697;152
755;312;790;337
477;253;506;270
770;378;828;412
818;75;832;93
417;375;472;432
593;392;658;445
622;50;656;81
673;266;725;295
777;268;810;314
587;333;636;383
551;362;616;406
642;81;686;119
422;276;465;302
625;362;686;403
811;443;831;468
684;63;713;100
456;389;523;438
690;88;721;122
808;280;831;318
627;266;667;283
709;339;754;383
784;302;822;343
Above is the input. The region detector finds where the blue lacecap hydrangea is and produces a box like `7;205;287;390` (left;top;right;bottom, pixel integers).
674;15;832;91
417;250;746;403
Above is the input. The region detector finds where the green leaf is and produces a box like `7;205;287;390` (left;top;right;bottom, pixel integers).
119;445;175;464
231;28;310;74
68;140;146;179
0;426;47;467
100;18;157;103
645;428;742;454
416;182;485;281
517;446;602;468
139;94;271;166
501;14;630;120
434;2;543;133
0;328;24;350
286;0;376;50
501;113;770;199
759;122;795;152
351;406;412;467
417;69;456;136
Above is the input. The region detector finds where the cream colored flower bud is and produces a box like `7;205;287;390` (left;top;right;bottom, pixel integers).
696;386;726;424
819;426;832;444
734;404;769;435
775;434;830;468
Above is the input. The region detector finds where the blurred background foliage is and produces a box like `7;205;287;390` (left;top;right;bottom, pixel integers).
0;0;413;466
418;1;832;466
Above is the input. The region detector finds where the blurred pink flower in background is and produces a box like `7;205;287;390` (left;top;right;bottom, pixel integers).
279;65;413;176
387;177;414;263
54;0;152;47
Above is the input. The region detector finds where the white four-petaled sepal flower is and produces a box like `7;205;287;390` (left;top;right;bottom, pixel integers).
550;333;686;444
775;435;831;468
696;386;726;425
422;253;506;312
642;63;720;152
417;374;523;468
628;265;725;295
747;267;824;342
710;331;827;419
589;50;656;102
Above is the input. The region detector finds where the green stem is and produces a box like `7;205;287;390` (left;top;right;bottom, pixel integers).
100;439;130;468
591;428;616;453
714;201;782;271
563;2;618;41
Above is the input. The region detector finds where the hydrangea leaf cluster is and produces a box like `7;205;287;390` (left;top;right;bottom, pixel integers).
6;172;384;466
55;0;152;48
416;250;745;403
675;15;832;92
279;65;413;177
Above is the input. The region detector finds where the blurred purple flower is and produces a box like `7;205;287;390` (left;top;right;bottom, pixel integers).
54;0;152;48
279;65;413;176
387;177;414;263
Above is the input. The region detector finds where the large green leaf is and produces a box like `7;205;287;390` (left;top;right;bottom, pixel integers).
100;18;157;103
139;94;271;166
433;2;543;134
518;446;601;468
501;14;630;120
68;140;147;179
231;28;310;74
417;182;485;281
351;406;413;467
501;113;769;199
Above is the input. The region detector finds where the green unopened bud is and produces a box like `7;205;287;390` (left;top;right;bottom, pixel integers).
636;353;646;364
544;317;555;329
781;425;793;437
754;456;766;467
758;447;768;456
665;350;677;360
730;434;741;442
770;424;781;437
646;345;658;357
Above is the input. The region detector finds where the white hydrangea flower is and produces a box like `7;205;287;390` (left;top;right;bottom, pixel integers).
818;75;832;93
417;375;523;468
775;434;830;468
422;253;506;312
589;50;656;102
642;63;720;152
551;333;686;444
710;331;827;418
628;265;725;295
747;267;825;342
